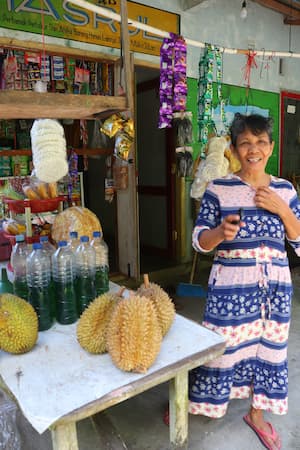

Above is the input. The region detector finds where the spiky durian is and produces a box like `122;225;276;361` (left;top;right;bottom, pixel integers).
77;292;120;354
136;274;175;337
0;294;38;354
107;295;162;373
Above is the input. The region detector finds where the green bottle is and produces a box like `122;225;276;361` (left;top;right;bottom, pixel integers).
0;267;13;294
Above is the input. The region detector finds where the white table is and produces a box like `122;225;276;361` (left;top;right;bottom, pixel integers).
0;284;225;450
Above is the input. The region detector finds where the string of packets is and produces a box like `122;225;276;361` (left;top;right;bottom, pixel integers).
158;33;188;129
198;44;227;158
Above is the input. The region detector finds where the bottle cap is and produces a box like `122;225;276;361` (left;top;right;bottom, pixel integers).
80;235;89;242
33;243;42;250
40;235;49;242
93;231;101;238
15;234;25;242
70;231;78;238
58;240;67;247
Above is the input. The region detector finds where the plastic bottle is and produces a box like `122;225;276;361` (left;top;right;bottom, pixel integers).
0;267;13;294
68;231;80;255
26;242;53;331
40;235;56;317
10;234;29;300
40;235;56;258
75;235;96;314
90;231;109;296
52;240;77;324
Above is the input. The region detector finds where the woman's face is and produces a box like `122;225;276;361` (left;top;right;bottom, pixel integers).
231;128;274;173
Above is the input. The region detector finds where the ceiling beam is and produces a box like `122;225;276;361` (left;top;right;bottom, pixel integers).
181;0;206;11
253;0;300;19
284;17;300;24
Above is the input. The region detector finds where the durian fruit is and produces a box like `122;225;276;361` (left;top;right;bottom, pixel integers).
77;292;122;354
107;295;162;373
136;274;175;337
0;294;38;354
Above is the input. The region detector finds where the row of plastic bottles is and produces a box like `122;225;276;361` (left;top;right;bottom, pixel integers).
10;231;109;331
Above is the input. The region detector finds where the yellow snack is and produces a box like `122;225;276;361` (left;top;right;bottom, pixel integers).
48;182;58;198
36;183;49;199
22;185;39;200
101;114;124;138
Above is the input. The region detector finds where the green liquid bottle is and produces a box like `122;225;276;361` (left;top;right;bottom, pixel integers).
75;236;96;315
52;240;77;324
91;231;109;297
26;242;53;331
0;267;13;294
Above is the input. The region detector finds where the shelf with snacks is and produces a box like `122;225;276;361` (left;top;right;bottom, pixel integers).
1;172;85;245
1;178;63;245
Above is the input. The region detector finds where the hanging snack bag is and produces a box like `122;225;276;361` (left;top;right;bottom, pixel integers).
114;132;133;161
101;114;124;138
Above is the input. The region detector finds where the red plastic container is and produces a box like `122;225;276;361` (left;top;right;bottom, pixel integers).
3;197;64;214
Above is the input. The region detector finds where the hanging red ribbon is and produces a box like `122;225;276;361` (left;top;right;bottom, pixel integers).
242;51;257;88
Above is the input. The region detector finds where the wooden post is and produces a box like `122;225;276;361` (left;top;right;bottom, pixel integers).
51;422;79;450
120;0;133;113
116;0;140;279
169;369;189;449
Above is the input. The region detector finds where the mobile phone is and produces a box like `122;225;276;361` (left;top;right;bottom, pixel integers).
231;208;243;225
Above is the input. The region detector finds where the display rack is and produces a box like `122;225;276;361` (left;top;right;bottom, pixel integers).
3;196;64;243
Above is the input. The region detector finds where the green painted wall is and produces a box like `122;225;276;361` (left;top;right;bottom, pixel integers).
186;78;280;176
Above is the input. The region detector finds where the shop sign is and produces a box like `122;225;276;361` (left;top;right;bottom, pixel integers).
0;0;180;56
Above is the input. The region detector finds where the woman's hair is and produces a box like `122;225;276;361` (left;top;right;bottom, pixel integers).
229;113;273;147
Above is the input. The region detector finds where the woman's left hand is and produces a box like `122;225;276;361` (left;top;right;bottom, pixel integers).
254;186;287;215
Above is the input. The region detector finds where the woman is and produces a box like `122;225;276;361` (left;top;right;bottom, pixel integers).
189;113;300;450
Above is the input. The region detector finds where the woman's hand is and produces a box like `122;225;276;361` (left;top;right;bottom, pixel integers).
220;215;244;241
199;214;244;250
255;186;300;240
254;187;287;215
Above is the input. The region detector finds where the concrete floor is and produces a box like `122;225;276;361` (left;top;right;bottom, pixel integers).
2;262;300;450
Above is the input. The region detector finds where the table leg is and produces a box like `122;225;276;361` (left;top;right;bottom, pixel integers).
51;422;79;450
169;369;188;450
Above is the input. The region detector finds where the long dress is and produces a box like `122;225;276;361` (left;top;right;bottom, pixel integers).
189;174;300;418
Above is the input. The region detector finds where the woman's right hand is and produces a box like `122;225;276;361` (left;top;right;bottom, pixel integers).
199;215;244;251
220;215;244;241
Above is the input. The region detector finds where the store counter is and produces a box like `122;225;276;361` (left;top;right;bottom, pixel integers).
0;281;225;450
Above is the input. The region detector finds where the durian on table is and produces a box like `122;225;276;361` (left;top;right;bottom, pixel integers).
77;291;124;354
106;295;162;374
0;294;38;354
136;274;175;337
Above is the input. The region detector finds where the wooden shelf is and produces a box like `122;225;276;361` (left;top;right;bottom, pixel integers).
0;91;127;120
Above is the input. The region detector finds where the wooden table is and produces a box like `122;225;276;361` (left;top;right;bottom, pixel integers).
0;308;225;450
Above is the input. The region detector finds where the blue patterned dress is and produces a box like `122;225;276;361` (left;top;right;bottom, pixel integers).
189;174;300;418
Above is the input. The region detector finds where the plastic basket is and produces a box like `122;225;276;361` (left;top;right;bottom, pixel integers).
3;197;63;214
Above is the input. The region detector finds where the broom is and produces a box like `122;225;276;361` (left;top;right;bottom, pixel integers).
176;250;207;297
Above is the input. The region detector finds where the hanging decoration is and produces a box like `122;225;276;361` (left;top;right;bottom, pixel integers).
259;50;275;79
158;33;187;129
197;44;227;158
242;50;257;88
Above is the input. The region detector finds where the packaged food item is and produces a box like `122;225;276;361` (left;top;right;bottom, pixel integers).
36;182;49;199
2;219;26;235
100;114;124;138
114;132;133;161
48;182;58;198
